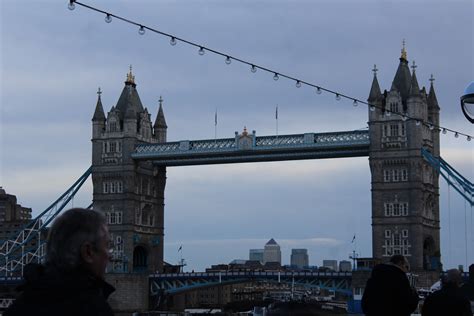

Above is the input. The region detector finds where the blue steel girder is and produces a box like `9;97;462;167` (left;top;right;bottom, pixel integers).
149;272;352;296
132;130;369;166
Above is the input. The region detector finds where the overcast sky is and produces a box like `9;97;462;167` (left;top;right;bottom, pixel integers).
1;0;473;272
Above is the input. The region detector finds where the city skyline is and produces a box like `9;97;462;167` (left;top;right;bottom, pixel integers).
1;1;473;272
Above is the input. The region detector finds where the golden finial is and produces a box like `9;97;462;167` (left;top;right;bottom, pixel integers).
126;65;135;84
401;39;407;60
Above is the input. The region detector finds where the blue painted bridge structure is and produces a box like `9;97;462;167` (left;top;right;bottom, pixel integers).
132;129;370;166
150;271;353;297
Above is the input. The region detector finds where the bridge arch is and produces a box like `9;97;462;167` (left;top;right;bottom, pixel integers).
133;245;149;272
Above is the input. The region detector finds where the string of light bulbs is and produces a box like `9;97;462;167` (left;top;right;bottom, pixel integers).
68;0;473;141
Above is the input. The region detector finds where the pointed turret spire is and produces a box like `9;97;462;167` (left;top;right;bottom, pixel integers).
427;74;439;108
409;61;421;97
125;65;136;86
154;96;167;128
92;87;106;121
368;64;382;102
391;41;412;102
400;39;407;62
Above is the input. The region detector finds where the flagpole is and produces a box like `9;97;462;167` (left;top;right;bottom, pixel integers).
214;109;217;141
276;105;279;138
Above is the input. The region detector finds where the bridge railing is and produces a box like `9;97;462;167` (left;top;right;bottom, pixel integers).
134;130;370;159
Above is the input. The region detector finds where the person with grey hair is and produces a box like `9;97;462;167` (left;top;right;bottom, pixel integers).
5;208;115;316
422;268;472;316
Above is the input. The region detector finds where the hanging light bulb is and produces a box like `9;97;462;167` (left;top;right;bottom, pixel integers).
251;65;257;73
335;94;341;101
429;124;435;130
442;128;447;134
455;132;459;138
225;56;232;65
401;113;408;121
353;100;358;107
198;47;205;55
138;26;145;35
416;120;421;126
170;37;177;46
369;105;375;112
105;14;112;23
316;87;322;95
385;110;391;117
468;136;472;141
273;73;279;81
296;81;302;88
68;1;75;10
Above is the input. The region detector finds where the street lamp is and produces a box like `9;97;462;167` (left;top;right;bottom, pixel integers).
461;81;474;123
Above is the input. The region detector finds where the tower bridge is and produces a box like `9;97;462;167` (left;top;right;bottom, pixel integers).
2;49;473;311
90;49;442;274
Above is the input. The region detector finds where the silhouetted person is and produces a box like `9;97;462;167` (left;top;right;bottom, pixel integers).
461;263;474;310
422;268;472;316
6;208;115;316
361;254;419;316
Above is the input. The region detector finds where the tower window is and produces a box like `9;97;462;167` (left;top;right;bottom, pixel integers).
401;169;408;181
390;102;399;113
393;203;400;216
402;203;409;216
383;170;391;182
385;230;391;238
402;229;409;238
103;182;109;193
392;170;400;182
390;124;399;137
383;125;388;137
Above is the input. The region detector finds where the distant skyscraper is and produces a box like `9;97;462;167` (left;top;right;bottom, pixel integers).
263;238;281;264
323;260;338;272
249;249;264;263
339;260;352;272
290;249;309;269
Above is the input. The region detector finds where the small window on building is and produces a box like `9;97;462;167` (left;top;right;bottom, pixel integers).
110;142;117;153
103;182;109;194
392;170;400;182
402;229;408;238
390;102;399;113
385;230;391;238
393;203;400;216
401;169;408;181
390;124;399;137
402;203;409;216
384;170;391;182
117;181;123;193
116;212;122;224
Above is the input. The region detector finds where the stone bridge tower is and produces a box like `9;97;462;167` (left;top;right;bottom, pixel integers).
91;68;167;274
368;46;441;271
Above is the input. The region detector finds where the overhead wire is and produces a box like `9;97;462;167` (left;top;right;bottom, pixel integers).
68;0;473;140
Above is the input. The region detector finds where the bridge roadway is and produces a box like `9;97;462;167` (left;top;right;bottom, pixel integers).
132;130;370;166
150;271;353;296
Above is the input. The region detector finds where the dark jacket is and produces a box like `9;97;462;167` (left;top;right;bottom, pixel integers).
361;263;419;316
5;263;115;316
422;285;472;316
460;273;474;301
